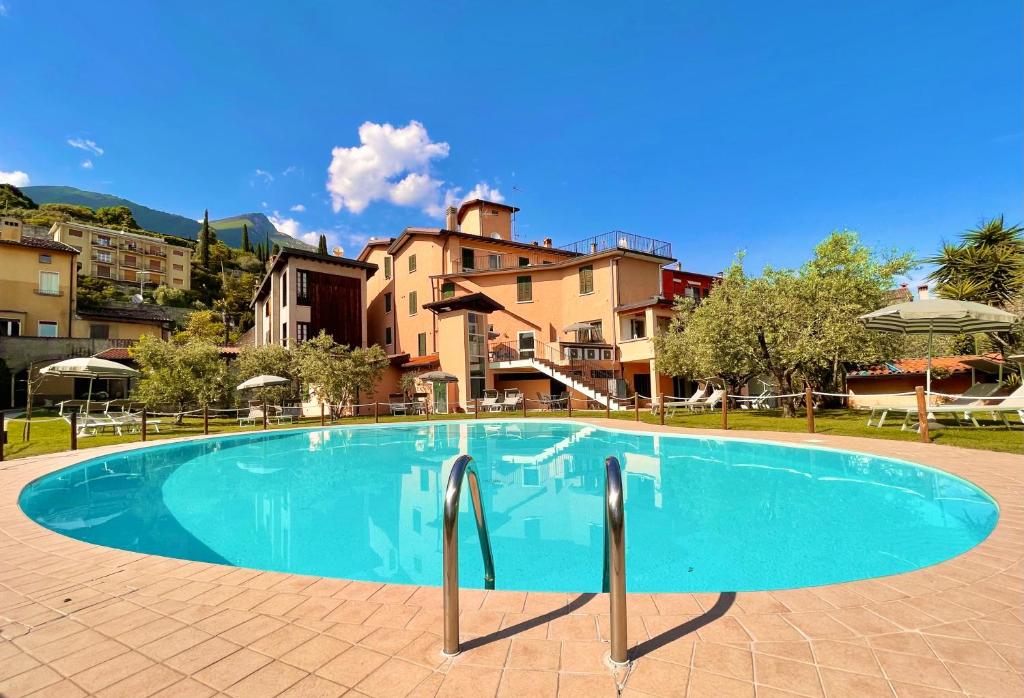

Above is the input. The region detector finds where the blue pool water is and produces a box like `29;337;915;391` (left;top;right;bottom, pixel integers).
18;421;998;592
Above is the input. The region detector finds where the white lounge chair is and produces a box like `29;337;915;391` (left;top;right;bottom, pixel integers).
897;385;1024;430
238;406;265;426
866;382;1001;427
502;391;523;412
691;388;725;412
658;385;710;417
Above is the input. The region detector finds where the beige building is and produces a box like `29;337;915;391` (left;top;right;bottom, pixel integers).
0;217;79;338
358;199;680;411
51;221;193;290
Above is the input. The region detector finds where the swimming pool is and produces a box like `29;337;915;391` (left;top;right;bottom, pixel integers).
18;421;998;593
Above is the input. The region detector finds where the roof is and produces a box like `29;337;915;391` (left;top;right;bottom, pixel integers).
0;236;79;254
356;237;394;261
253;248;379;303
51;220;185;247
384;227;580;259
848;353;1004;378
77;303;174;325
884;286;914;305
456;199;520;222
615;296;673;314
402;353;440;369
423;292;505;315
94;344;241;361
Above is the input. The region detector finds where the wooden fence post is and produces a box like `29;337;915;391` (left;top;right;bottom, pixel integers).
522;395;528;418
721;390;729;430
915;386;930;443
141;407;148;442
567;394;573;417
374;401;379;423
321;403;325;426
475;398;480;418
805;386;815;433
203;405;209;435
634;393;640;422
262;400;268;430
659;393;665;426
1;411;5;462
605;397;611;420
70;411;77;450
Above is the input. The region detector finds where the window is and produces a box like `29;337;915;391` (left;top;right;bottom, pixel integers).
518;256;530;267
516;275;532;303
467;313;486;399
628;318;646;340
89;324;110;339
173;263;183;271
281;271;288;306
38;271;60;295
518;331;535;359
96;265;112;279
297;270;310;305
264;301;270;317
173;249;184;257
69;229;83;238
417;332;427;356
38;254;52;264
384;326;393;345
384;256;392;279
579;265;594;294
488;253;501;270
384;292;393;313
409;290;418;315
124;255;138;267
281;322;288;345
440;282;455;299
173;278;184;286
408;254;417;272
96;251;113;264
461;248;475;271
296;322;311;343
0;319;21;337
38;321;58;337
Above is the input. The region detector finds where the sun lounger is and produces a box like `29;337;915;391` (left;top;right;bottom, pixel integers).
653;385;709;416
502;391;523;412
690;388;725;412
238;407;265;426
867;383;1004;428
897;385;1024;430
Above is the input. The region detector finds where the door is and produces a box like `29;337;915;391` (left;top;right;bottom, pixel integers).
432;381;448;414
633;373;651;398
518;331;535;359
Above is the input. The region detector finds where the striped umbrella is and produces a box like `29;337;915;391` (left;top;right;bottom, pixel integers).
859;299;1018;396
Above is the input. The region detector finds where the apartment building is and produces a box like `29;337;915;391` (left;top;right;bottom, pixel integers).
358;199;683;411
50;221;193;290
0;217;79;338
252;247;377;349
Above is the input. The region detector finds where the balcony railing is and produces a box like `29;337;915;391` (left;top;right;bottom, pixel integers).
93;238;115;248
559;231;672;259
461;252;547;272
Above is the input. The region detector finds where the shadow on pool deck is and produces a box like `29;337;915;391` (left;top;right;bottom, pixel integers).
459;591;737;660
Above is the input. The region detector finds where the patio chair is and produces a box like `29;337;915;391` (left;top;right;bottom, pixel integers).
269;405;298;425
412;392;429;415
67;413;123;437
502;391;524;412
867;382;1002;428
691;388;725;412
488;394;508;412
388;394;409;416
897;384;1024;430
238;406;265;426
660;385;709;417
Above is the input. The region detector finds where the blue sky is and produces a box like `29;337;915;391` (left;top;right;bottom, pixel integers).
2;1;1020;278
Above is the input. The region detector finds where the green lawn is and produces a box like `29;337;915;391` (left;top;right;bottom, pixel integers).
2;407;1021;462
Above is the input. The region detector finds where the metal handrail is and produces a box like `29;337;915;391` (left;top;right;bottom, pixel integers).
442;454;495;656
603;455;628;665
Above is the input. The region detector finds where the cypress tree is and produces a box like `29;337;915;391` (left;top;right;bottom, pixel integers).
271;243;280;257
317;234;328;256
241;223;251;253
197;209;211;267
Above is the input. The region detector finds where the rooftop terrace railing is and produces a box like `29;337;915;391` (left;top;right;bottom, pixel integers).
559;231;672;259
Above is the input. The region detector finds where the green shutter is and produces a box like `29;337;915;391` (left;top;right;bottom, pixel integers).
441;282;455;299
517;275;532;302
418;333;427;356
384;256;392;279
579;265;594;294
409;290;417;315
409;254;417;272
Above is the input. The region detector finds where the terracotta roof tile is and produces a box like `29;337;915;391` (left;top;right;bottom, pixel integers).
849;353;1003;377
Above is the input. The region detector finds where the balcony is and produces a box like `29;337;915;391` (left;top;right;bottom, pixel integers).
121;258;140;269
93;238;115;249
460;252;545;272
559;231;672;259
145;248;166;258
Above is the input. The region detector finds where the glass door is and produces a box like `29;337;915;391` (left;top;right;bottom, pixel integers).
518;331;535;359
432;381;448;414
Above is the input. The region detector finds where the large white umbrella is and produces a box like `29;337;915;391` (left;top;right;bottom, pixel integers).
417;371;458;383
40;357;140;414
236;375;291;391
859;299;1018;396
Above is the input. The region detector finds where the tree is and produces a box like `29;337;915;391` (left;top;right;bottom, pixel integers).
241;223;252;253
175;309;228;344
657;231;913;415
235;344;296;405
197;209;212;268
130;335;227;420
95;205;138;229
271;243;280;257
0;183;37;210
317;234;328;256
292;331;388;411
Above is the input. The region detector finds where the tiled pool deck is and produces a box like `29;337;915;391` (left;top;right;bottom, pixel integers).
0;420;1021;697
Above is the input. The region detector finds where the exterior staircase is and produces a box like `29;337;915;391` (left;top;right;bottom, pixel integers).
490;341;627;411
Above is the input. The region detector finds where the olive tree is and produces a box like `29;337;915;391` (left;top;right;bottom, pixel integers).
130;336;227;421
292;331;389;411
234;344;296;406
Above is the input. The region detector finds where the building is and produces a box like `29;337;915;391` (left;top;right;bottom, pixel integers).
661;264;719;303
252;247;377;349
0;217;80;338
50;221;193;290
358;199;685;411
847;354;1006;408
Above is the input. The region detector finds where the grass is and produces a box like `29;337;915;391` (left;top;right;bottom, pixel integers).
2;406;1021;462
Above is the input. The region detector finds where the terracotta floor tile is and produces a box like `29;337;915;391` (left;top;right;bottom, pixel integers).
452;638;511;667
94;663;183;698
364;603;420;629
252;593;307;616
753;654;824;697
503;634;561;667
164;636;241;674
687;669;755;698
220;614;287;645
406;671;446;698
323;600;382;625
286;596;344;621
499;611;551;638
888;682;963;698
138;625;212;661
317;645;388;687
923;633;1011;669
817;668;894;698
192;647;272;691
277;673;348;698
359;627;422;655
223;659;307;698
559;640;609;673
19;678;88;698
192;608;256;635
693;642;753;680
71;650;154;694
405;607;445;633
547;614;598;641
281;634;352;672
738;615;804;643
0;664;62;696
624;656;690;697
333;581;383;601
0;648;41;680
458;609;505;636
119;616;187;648
12;618;86;651
356;657;433;698
481;591;528;614
873;650;958;691
810;640;882;676
436;663;503;697
367;584;419;606
694;616;752;643
941;660;1024;696
50;638;129;676
498;668;559;697
395;632;448;670
249;623;320;658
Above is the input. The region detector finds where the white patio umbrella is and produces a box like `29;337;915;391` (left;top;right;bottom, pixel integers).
236;375;291;391
40;357;140;415
417;371;458;383
859;299;1018;397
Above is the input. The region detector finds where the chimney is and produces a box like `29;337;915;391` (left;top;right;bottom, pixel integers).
0;217;22;243
445;206;458;231
917;284;929;301
589;242;598;254
543;237;552;248
675;261;682;271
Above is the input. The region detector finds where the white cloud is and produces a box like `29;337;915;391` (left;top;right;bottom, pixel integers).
81;159;94;170
326;120;450;214
0;170;30;186
289;203;306;212
268;211;324;247
67;137;103;156
252;169;274;186
282;165;301;176
442;181;506;212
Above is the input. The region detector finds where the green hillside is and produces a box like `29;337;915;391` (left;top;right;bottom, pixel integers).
23;186;201;238
210;212;314;251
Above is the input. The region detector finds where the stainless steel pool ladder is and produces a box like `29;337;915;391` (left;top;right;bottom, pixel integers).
442;453;629;666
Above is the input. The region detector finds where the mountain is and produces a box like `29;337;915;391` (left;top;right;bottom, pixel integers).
21;185;313;251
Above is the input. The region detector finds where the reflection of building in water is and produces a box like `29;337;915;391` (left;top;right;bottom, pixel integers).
253;490;291;566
